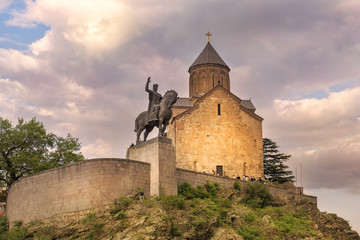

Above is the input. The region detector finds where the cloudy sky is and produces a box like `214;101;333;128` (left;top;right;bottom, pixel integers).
1;0;360;232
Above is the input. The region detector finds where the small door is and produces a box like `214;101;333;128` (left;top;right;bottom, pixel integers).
216;165;223;176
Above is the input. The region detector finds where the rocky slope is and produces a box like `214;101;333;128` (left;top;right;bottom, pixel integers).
3;183;359;240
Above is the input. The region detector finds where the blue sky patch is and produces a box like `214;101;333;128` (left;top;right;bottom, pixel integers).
329;79;359;93
0;0;50;50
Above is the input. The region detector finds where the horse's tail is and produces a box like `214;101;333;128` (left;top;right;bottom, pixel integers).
134;117;139;132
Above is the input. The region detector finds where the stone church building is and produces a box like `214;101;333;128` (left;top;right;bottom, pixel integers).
167;40;264;178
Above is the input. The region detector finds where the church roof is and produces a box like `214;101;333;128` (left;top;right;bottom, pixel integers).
189;42;230;71
172;85;263;123
240;100;256;112
173;97;193;108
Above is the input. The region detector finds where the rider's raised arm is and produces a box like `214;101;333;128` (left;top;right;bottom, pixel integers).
145;77;151;93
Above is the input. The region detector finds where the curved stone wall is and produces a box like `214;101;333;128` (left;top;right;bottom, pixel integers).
6;158;150;224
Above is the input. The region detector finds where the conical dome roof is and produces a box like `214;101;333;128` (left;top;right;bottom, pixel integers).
189;42;230;72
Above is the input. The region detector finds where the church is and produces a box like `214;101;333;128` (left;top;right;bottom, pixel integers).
167;36;264;178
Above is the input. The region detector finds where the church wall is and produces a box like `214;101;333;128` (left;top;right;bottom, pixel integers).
171;88;263;178
6;159;150;224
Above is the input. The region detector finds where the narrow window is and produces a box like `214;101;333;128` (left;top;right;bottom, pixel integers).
212;75;215;87
218;104;221;115
202;76;205;90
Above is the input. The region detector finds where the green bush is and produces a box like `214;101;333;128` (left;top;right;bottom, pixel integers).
178;182;220;199
110;197;132;216
170;224;181;237
178;182;194;199
13;220;23;228
204;182;220;198
0;217;7;234
244;212;257;223
114;211;127;220
241;182;273;208
7;227;26;240
237;225;263;240
0;216;8;240
114;197;132;210
160;195;186;211
234;182;241;191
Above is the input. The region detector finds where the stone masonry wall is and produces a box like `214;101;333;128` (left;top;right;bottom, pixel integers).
6;158;150;224
189;65;230;97
168;87;264;179
126;137;177;196
176;168;317;205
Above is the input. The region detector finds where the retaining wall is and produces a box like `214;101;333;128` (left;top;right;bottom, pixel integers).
176;168;317;204
6;158;150;224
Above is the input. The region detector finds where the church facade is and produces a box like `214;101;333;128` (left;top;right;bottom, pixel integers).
167;40;264;178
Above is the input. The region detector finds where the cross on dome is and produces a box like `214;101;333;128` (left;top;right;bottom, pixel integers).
206;31;212;42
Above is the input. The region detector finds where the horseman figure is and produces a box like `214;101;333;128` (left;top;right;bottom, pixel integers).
134;77;178;144
145;77;162;123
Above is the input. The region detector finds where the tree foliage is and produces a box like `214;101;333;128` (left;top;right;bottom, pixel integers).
0;117;84;193
263;138;294;183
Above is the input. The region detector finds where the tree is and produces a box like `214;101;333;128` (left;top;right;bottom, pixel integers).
263;138;294;183
0;117;84;194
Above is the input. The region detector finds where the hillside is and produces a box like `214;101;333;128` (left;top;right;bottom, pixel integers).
1;182;359;240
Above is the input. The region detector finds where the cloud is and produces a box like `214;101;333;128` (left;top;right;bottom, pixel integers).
261;85;360;194
263;86;360;148
0;0;11;12
1;0;360;189
296;138;360;194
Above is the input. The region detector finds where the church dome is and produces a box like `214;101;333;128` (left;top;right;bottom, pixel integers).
189;42;230;72
188;41;231;98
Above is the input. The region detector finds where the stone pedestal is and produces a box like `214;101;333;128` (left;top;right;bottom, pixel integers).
126;137;177;197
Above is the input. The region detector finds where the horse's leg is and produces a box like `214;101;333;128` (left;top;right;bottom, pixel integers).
136;118;146;144
161;119;168;136
158;117;164;137
144;125;154;141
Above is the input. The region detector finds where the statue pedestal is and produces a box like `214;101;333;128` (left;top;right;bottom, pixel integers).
126;137;177;197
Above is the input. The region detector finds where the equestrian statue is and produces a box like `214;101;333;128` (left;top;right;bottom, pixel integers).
134;77;178;144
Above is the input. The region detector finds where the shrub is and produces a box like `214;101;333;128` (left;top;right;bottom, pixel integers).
204;182;220;198
237;225;263;240
244;212;257;223
7;229;26;240
241;182;273;208
170;225;181;237
160;195;186;211
13;220;23;228
114;197;132;210
234;182;241;191
82;212;95;225
178;182;194;199
178;182;221;199
0;217;7;234
110;197;132;216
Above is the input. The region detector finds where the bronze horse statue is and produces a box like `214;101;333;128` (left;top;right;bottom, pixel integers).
134;90;178;143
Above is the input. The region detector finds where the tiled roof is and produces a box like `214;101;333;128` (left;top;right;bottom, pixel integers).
189;42;229;71
173;97;193;107
240;100;256;111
